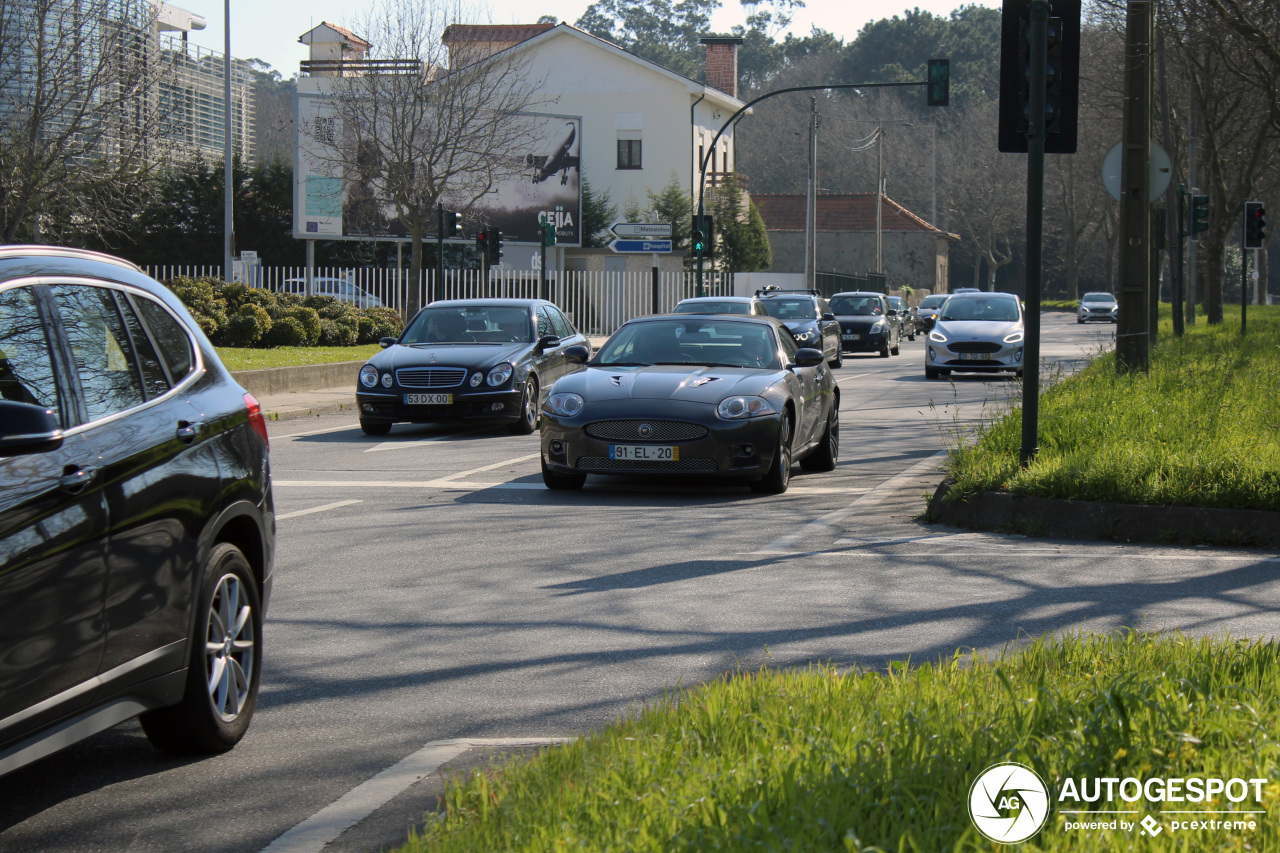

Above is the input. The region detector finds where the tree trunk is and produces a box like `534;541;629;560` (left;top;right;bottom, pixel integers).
1202;231;1225;323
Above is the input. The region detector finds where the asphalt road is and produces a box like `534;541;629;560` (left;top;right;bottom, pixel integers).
3;315;1277;853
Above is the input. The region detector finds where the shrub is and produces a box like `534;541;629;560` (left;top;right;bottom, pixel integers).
263;316;307;347
283;307;322;346
166;276;227;339
358;307;403;344
224;304;273;347
222;283;281;315
318;316;359;347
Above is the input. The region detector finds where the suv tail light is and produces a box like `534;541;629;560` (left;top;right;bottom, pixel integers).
244;393;269;449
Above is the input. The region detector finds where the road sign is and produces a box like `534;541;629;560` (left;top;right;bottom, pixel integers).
1101;141;1171;203
610;222;672;238
609;239;672;253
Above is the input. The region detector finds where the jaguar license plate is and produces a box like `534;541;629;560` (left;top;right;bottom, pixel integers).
959;353;986;361
842;333;861;341
609;444;679;461
404;393;452;405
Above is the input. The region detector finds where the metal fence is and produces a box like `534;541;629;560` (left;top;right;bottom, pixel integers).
144;266;735;336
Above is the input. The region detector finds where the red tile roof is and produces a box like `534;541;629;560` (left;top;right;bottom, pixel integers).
318;22;371;48
753;193;945;235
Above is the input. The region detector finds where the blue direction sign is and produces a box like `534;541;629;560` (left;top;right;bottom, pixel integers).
609;239;673;253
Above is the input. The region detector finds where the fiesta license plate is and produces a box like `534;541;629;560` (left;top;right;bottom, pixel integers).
842;333;861;341
609;445;679;461
959;352;987;361
404;393;452;405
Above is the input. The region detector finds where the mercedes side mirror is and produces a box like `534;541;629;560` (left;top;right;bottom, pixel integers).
0;401;64;457
379;336;397;349
563;345;590;365
537;334;561;350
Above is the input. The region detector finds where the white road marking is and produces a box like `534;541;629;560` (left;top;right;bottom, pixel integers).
259;737;570;853
276;500;363;520
432;453;540;483
753;450;950;555
273;424;357;440
363;436;453;453
822;548;1280;562
836;372;875;383
275;479;543;490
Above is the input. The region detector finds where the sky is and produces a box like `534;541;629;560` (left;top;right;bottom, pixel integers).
178;0;997;78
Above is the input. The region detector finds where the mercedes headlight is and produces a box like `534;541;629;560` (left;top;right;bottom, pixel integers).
928;329;949;343
545;392;584;417
717;396;778;420
359;364;379;388
486;363;514;386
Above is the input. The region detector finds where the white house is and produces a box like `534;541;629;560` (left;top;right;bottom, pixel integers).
295;22;748;274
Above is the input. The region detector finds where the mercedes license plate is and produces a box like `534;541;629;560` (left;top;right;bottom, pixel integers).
609;444;679;461
404;393;452;405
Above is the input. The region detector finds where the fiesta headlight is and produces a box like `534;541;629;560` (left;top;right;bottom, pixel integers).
359;364;379;388
717;395;778;420
928;329;948;343
486;363;514;386
545;392;584;417
1003;331;1025;343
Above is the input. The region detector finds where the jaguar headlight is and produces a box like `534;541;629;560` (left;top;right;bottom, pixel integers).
717;395;778;420
486;363;514;386
359;364;379;388
545;392;584;417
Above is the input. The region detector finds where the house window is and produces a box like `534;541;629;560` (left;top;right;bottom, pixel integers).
617;138;642;170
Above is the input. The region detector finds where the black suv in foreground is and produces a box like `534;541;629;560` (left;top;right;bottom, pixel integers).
0;246;274;776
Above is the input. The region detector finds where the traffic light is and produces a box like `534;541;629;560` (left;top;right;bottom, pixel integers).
1244;200;1267;249
540;219;557;248
690;214;713;257
997;0;1080;154
476;230;488;257
486;230;504;264
1189;193;1210;235
445;209;462;237
926;59;949;107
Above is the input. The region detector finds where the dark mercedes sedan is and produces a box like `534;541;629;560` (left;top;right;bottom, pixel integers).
539;315;839;493
1;246;273;775
355;299;590;436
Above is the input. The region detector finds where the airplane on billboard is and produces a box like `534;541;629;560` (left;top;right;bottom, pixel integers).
526;121;579;185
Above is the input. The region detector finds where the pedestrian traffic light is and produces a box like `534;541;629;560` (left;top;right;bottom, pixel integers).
926;59;949;107
1190;193;1210;235
690;214;713;257
1244;200;1267;249
540;219;557;248
487;230;504;263
997;0;1080;154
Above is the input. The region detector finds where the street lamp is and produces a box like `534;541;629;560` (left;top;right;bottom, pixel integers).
223;0;233;284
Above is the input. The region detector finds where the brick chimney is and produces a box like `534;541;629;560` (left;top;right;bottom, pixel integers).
700;36;744;99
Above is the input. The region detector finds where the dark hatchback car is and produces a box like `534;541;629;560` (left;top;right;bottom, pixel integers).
755;289;843;368
0;246;273;776
356;299;590;436
829;292;901;358
540;314;838;494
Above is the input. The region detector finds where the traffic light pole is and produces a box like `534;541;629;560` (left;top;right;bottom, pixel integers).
1241;233;1248;337
436;202;445;306
1020;0;1048;467
693;78;933;295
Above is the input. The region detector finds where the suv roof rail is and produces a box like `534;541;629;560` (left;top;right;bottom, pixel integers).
755;288;822;297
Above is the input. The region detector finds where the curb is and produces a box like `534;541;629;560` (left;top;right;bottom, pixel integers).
230;361;365;397
926;478;1280;548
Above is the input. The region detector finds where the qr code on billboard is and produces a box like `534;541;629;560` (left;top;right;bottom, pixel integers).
313;116;336;145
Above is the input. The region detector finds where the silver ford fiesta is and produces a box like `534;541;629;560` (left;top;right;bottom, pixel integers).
924;292;1025;380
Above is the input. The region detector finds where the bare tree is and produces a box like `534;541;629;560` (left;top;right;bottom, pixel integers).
0;0;169;244
309;0;546;317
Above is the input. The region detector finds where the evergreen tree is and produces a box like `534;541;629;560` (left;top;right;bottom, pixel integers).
710;175;770;272
580;177;618;248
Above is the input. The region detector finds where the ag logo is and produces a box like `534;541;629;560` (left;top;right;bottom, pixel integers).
969;762;1050;844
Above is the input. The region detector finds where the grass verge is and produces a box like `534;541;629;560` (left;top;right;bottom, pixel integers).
944;306;1280;511
215;345;381;372
406;632;1280;851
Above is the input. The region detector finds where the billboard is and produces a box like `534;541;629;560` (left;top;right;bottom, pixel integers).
294;91;581;246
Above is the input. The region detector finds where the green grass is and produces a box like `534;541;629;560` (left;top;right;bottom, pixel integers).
945;306;1280;511
215;345;381;372
406;632;1280;851
1041;299;1080;311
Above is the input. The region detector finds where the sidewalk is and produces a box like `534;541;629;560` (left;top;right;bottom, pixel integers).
253;335;612;424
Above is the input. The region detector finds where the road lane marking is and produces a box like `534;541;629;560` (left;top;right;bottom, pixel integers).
273;424;358;440
432;453;540;483
276;499;363;520
836;372;875;383
363;435;454;453
259;737;571;853
753;449;950;555
275;479;543;490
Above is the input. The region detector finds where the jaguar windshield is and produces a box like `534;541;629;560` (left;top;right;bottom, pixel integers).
595;320;780;369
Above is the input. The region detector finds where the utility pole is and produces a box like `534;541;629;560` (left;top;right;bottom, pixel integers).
222;0;234;285
1186;107;1198;326
876;121;884;273
804;97;818;290
1116;0;1152;374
